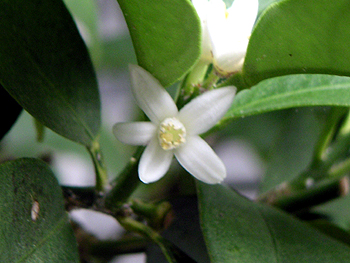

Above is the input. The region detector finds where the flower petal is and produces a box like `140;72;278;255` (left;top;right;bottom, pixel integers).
177;86;236;135
192;0;212;62
113;122;156;145
227;0;259;37
174;135;226;184
129;64;178;124
139;136;173;183
207;0;258;73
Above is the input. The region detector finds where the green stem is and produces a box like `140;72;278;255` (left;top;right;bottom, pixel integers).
259;176;349;212
183;59;209;94
88;236;149;259
87;138;108;192
259;108;350;211
329;157;350;179
338;109;350;138
322;131;350;169
104;147;144;211
34;118;45;142
201;68;220;90
117;216;178;263
311;108;347;166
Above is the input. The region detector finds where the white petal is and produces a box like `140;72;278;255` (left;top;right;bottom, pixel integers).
227;0;259;37
192;0;213;62
174;135;226;184
113;122;156;145
192;0;209;19
177;86;236;135
200;20;213;62
207;0;258;73
212;41;248;73
138;136;173;183
129;64;178;124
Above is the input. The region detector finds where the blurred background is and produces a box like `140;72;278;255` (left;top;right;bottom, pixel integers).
0;0;334;262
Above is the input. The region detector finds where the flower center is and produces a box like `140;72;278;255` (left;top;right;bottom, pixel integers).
158;117;186;150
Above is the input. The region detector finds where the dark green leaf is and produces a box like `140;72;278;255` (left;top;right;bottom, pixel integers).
0;0;100;146
197;182;350;262
244;0;350;86
117;0;201;87
259;108;322;193
0;85;22;141
309;219;350;247
146;196;210;263
0;158;79;262
224;74;350;121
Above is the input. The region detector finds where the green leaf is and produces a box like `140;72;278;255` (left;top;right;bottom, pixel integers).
259;108;322;193
0;85;22;141
0;158;79;262
309;219;350;247
117;0;201;87
0;0;100;146
197;182;350;262
224;74;350;121
244;0;350;86
63;0;102;66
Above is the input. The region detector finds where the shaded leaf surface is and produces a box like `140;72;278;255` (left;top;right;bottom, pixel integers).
0;158;79;262
0;0;100;146
259;108;322;193
0;85;22;141
146;196;210;263
197;182;350;262
244;0;350;86
117;0;201;87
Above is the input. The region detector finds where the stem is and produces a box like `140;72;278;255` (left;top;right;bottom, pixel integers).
88;236;149;259
322;131;350;169
183;59;209;94
87;138;108;192
104;147;144;211
130;199;173;230
34;118;45;142
201;69;220;90
338;109;350;138
117;216;178;263
259;176;349;212
311;108;347;166
259;108;350;211
329;157;350;179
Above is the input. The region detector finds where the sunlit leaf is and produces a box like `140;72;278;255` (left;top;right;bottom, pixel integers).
117;0;201;87
224;74;350;121
244;0;350;86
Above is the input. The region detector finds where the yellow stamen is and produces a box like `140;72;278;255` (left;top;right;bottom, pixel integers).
158;118;186;150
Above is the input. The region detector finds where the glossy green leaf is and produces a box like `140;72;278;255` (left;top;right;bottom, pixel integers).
0;85;22;141
224;74;350;121
244;0;350;86
117;0;201;87
0;0;100;146
197;182;350;262
0;158;79;262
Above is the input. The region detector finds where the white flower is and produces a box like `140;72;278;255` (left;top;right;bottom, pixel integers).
192;0;259;74
113;65;236;184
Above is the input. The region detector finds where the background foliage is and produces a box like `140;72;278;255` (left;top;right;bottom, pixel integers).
1;0;350;262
